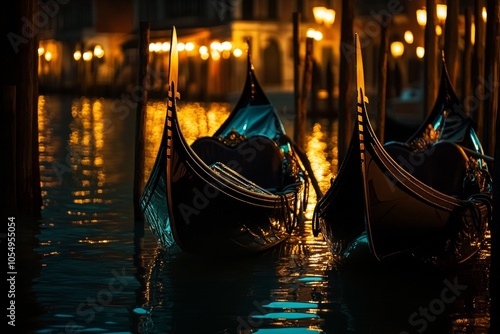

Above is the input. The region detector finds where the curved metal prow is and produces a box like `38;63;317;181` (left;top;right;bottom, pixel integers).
168;27;180;103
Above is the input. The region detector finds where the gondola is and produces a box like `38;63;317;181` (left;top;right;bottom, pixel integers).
312;34;493;268
140;27;312;255
384;52;493;187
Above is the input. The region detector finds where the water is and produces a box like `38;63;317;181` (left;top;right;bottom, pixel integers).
20;94;490;334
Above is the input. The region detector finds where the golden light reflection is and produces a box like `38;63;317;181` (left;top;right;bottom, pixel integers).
143;101;231;183
38;95;64;192
78;238;112;244
306;122;335;196
67;97;107;210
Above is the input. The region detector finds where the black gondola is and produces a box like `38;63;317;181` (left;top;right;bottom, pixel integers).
312;34;493;268
141;27;311;255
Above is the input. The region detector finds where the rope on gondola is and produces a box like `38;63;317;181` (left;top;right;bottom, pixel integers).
467;193;494;231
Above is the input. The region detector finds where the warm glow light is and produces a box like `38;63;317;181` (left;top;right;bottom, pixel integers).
161;42;170;52
38;47;45;56
324;9;335;26
211;50;220;61
201;53;209;60
222;41;232;50
73;50;82;61
404;30;414;44
233;48;243;57
471;23;475;45
83;51;93;61
93;45;104;58
178;42;185;51
154;42;162;52
306;28;322;41
222;50;231;59
416;8;427;27
390;41;404;58
44;51;52;61
313;6;327;24
436;4;447;22
482;6;487;22
148;43;155;52
210;41;221;51
185;42;195;51
416;46;425;58
313;6;335;26
435;25;442;36
199;45;208;54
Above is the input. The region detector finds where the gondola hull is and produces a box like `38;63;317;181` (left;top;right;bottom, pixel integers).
166;117;304;254
141;28;308;255
313;35;492;268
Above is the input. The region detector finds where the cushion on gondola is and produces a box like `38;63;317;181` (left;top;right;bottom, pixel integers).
384;141;469;198
192;135;285;191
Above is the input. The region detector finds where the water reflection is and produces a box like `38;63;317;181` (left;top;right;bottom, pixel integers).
143;101;231;183
34;95;490;334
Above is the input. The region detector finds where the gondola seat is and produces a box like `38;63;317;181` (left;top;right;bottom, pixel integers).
191;135;285;191
384;141;470;198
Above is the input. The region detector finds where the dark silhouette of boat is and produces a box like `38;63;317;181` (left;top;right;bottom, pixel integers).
312;34;493;268
141;27;312;255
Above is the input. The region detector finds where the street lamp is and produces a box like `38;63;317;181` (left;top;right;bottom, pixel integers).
313;6;335;27
436;4;447;24
82;51;93;61
416;46;425;58
416;7;427;28
307;28;323;41
390;41;404;58
93;45;104;58
404;30;414;44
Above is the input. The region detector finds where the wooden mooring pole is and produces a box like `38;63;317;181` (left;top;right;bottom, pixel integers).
376;23;388;143
472;0;486;141
1;0;41;218
293;12;302;147
337;0;354;162
133;22;150;222
296;37;314;150
487;1;499;332
483;0;499;155
424;0;438;116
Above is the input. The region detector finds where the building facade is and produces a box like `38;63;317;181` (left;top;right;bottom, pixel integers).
38;0;461;114
37;0;343;104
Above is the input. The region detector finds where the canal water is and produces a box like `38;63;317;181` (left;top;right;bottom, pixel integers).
22;94;490;333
